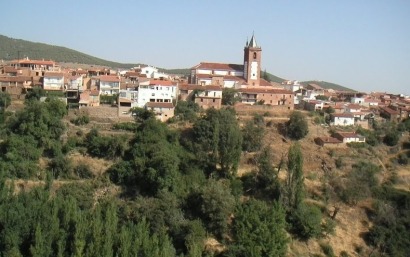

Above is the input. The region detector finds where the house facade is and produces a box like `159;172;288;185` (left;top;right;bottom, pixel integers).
43;72;65;91
99;75;120;95
178;84;223;109
136;80;177;108
334;132;366;143
145;102;175;122
331;113;355;126
238;88;294;109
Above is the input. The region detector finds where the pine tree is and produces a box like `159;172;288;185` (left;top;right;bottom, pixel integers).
284;143;305;210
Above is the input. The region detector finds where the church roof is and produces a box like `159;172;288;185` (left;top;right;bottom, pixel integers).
191;62;243;72
248;34;258;47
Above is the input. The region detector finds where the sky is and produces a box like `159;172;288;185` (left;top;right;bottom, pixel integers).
1;0;410;94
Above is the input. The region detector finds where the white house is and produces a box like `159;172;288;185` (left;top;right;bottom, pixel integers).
345;103;361;113
136;80;177;108
331;113;355;126
282;80;303;92
351;97;365;105
99;75;120;95
66;75;84;91
140;65;158;79
334;132;366;143
43;72;65;91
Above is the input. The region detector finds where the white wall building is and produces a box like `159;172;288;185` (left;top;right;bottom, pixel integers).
136;80;177;108
99;75;120;95
351;97;365;104
43;72;64;91
332;113;355;126
66;75;84;91
140;66;158;78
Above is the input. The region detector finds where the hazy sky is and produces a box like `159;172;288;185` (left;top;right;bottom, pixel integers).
1;0;409;94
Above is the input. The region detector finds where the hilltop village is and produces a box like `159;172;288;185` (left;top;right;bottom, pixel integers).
0;35;409;257
1;34;409;126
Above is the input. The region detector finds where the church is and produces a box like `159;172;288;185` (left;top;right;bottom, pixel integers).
189;34;294;108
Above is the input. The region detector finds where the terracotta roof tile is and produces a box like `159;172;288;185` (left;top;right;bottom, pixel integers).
239;88;293;94
44;72;64;77
149;80;174;86
178;84;222;91
146;102;174;108
191;62;243;71
99;75;120;82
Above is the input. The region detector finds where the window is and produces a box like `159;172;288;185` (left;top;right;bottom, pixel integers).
200;98;203;102
151;93;155;96
253;52;256;59
213;99;215;103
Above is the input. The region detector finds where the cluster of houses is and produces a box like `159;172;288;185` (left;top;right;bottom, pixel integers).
1;34;409;129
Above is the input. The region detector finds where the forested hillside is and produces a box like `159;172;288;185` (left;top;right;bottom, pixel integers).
0;35;137;68
0;82;409;256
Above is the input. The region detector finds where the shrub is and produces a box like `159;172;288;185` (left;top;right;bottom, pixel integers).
73;163;94;179
286;111;309;140
289;203;322;240
320;242;335;257
112;122;137;131
398;152;409;165
70;115;90;126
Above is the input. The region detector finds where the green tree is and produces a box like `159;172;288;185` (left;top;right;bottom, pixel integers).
383;130;400;146
242;115;265;152
193;108;242;177
286;111;309;140
175;100;200;122
129;107;155;122
198;179;236;238
284;143;305;210
289;203;323;240
229;199;288;257
222;88;240;106
0;92;11;109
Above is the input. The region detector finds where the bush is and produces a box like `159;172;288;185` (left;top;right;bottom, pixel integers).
320;242;335;257
335;157;344;169
70;115;90;126
286;111;309;140
112;122;137;131
398;152;409;165
384;130;400;146
289;203;322;240
73;163;94;179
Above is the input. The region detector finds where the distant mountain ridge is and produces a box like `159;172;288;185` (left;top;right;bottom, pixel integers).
0;34;355;91
300;80;356;92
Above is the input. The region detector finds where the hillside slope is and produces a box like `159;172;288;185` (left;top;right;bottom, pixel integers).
0;35;138;68
301;80;356;92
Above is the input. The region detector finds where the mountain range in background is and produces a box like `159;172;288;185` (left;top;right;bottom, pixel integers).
0;34;355;92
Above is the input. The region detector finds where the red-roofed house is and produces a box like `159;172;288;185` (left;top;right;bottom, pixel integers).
178;84;223;109
79;90;100;108
0;76;32;98
145;102;175;122
99;75;120;95
136;80;177;107
334;132;366;143
380;106;400;121
43;72;65;91
238;88;294;109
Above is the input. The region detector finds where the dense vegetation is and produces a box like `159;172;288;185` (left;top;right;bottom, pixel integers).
0;94;409;256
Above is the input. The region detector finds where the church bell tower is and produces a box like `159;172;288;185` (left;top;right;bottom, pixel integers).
243;33;262;86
